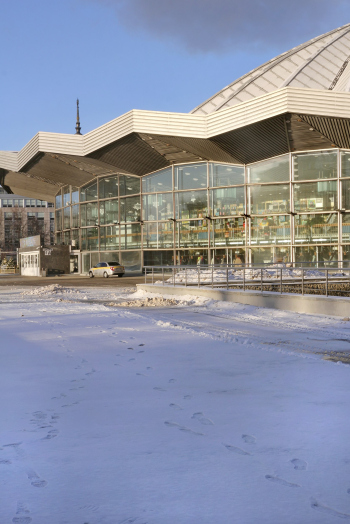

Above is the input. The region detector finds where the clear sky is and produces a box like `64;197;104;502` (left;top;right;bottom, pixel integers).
0;0;349;151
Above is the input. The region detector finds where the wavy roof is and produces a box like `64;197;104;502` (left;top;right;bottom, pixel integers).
192;23;350;115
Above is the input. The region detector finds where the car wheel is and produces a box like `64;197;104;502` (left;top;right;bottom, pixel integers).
89;271;94;278
103;271;109;278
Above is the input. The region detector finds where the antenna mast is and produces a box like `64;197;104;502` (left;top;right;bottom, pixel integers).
75;98;81;135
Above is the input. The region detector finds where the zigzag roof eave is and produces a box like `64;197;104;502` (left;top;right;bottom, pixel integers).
2;87;350;175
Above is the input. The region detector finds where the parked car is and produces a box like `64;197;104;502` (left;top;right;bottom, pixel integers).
89;261;125;278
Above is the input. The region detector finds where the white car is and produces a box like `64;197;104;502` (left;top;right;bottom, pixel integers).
89;261;125;278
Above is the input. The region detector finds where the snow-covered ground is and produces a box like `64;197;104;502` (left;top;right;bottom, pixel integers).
1;284;350;523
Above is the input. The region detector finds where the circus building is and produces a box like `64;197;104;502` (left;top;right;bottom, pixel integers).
2;24;350;273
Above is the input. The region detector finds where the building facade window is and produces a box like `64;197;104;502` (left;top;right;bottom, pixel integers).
54;151;350;268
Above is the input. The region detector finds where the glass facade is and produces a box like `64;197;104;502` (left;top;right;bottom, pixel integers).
54;151;350;270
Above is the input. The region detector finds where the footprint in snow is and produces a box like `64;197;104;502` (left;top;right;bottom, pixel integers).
192;412;214;425
61;402;79;408
32;411;47;420
0;459;11;464
291;458;307;470
169;403;183;410
183;395;192;400
3;442;25;458
138;344;145;346
265;475;300;488
164;421;204;436
153;387;166;392
168;379;176;383
27;470;47;488
311;498;350;519
242;434;256;444
41;429;59;440
12;502;32;523
180;427;204;436
223;444;251;456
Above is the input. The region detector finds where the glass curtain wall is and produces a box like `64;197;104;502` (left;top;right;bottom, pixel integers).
55;150;350;269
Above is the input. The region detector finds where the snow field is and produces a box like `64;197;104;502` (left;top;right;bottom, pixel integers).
1;286;350;523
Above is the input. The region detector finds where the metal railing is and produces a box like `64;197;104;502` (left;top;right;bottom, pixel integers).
144;264;350;297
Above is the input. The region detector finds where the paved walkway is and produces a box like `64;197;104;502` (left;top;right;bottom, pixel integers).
0;273;145;287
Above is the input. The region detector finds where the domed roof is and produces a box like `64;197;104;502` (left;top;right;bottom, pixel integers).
192;23;350;115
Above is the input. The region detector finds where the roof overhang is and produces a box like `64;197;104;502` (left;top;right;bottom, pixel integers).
1;87;350;201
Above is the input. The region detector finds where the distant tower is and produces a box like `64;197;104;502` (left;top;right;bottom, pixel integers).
75;98;82;135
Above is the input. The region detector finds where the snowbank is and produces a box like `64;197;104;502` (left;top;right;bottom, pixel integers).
164;265;350;284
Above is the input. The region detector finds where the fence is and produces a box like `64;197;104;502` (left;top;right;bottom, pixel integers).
144;264;350;298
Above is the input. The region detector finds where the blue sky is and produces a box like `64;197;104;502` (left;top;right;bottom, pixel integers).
0;0;349;151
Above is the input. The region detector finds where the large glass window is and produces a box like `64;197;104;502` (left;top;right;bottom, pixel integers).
341;152;350;178
143;222;173;249
72;205;79;228
120;224;141;249
142;167;172;193
294;214;338;243
175;163;207;190
142;193;173;221
63;231;70;245
175;190;208;219
63;186;71;206
81;203;98;227
342;213;350;242
177;220;208;248
176;249;208;265
213;218;246;246
294;181;337;212
342;179;350;210
119;175;140;196
209;163;245;187
55;209;62;231
295;245;338;266
71;229;80;249
120;250;141;272
99;176;119;199
144;251;174;266
250;185;290;214
120;196;141;222
248;155;289;183
55;191;62;209
211;187;244;216
100;225;119;251
157;193;173;220
71;186;79;205
100;199;119;225
293;151;337;181
251;215;290;245
250;246;290;265
80;181;98;202
63;206;70;229
142;194;157;221
81;227;99;250
143;222;158;248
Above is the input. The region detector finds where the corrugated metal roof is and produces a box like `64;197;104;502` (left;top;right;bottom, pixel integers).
192;23;350;115
88;133;169;176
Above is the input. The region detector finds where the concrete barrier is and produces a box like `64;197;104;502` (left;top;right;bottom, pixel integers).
137;284;350;317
